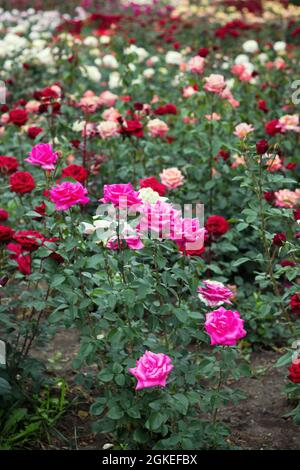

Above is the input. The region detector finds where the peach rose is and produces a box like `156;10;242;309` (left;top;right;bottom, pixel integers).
99;90;118;107
97;121;119;139
160;167;184;189
102;107;121;122
147;118;169;138
234;122;254;139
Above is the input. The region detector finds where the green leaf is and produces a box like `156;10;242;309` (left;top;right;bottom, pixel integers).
107;405;124;420
145;412;166;431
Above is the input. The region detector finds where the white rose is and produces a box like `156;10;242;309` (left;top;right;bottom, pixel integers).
83;36;99;47
258;53;268;64
102;54;118;69
109;72;121;89
83;65;101;82
143;68;155;78
242;40;259;54
235;54;250;65
273;41;286;53
165;50;182;65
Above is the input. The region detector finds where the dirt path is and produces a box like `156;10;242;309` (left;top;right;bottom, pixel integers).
33;331;300;450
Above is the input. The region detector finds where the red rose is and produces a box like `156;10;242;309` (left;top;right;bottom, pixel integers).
285;162;296;171
13;230;45;252
7;243;31;275
9;108;28;126
139;176;166;196
264;191;275;203
154;103;177;115
0;225;14;242
27;126;43;139
62;164;88;183
294;209;300;221
119;120;143;138
258;100;268;113
34;87;59;101
272;232;286;246
0;155;19;173
256;139;269;155
265;119;283;136
205;215;229;236
290;293;300;315
288;361;300;384
10;171;35;194
34;201;47;218
0;209;9;221
198;47;209;57
218;149;230;161
280;260;296;267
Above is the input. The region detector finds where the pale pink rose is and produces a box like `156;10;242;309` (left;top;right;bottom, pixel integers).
25;143;58;171
188;55;205;74
79;93;101;112
203;74;226;94
234;122;254;138
25;100;40;113
160;167;184;189
0;113;9;124
102;107;121;122
274;58;286;70
51;84;62;97
97;121;119;139
228;96;240;108
279;115;300;132
198;280;234;307
220;87;240;107
151;95;160;104
205;112;221;121
231;64;252;82
205;306;246;346
99;90;118;107
183;116;198;124
231;154;246;169
129;351;174;390
50;181;89;211
100;183;142;208
183;86;197;98
147;118;169;138
275;189;300;208
265;154;283;172
179;62;187;72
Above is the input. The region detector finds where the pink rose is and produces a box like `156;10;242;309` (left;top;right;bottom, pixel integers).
274;189;300;208
188;55;205;74
102;107;121;122
147;118;169;138
139;201;181;238
129;351;174;390
160;167;184;189
101;183;142;208
233;122;254;139
198;280;234;307
279;115;300;132
203;74;226;94
50;181;90;211
172;217;206;254
97;121;119;139
107;236;144;250
205;306;246;346
99;90;118;107
183;86;197;98
25;143;58;171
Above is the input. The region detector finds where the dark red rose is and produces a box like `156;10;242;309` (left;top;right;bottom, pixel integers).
280;260;296;267
218;149;230;161
62;164;88;183
288;361;300;383
51;102;61;114
27;126;43;139
258;99;268;113
0;155;19;173
294;209;300;221
1;104;9;113
13;230;44;252
9;171;35;194
154;103;177;115
0;209;9;221
290;293;300;315
139;176;166;196
7;242;31;275
0;276;8;287
265;119;283;136
205;215;229;236
256;139;269;155
34;201;47;219
9;108;28;126
34;87;59;101
285;162;296;171
119;120;143;138
264;191;275;203
272;232;286;246
134;102;144;111
198;47;209;57
0;225;14;242
70;139;81;149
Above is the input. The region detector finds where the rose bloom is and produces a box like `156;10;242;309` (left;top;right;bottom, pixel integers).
183;86;197;98
205;306;246;346
0;225;14;242
288;361;300;384
265;119;283;136
10;171;35;194
279;115;300;132
188;55;205;74
97;121;119;139
119;120;143;138
139;200;180;238
0;209;8;221
160;167;184;189
234;122;254;139
265;154;283;172
99;90;118;107
61;164;88;183
25;100;40;113
274;189;300;208
154;103;177;116
129;351;174;390
203;74;226;94
290;293;300;315
139;176;166;196
107;235;144;251
0;155;19;173
25;143;58;171
256;139;269;155
9;108;28;126
102;107;121;122
205;112;221;121
7;243;31;275
172;217;206;256
101;183;142;208
50;181;90;211
272;232;286;247
205;215;229;236
147;118;169;138
27;126;43;140
13;230;44;252
198;280;234;307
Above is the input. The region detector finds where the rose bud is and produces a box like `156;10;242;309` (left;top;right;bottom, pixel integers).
272;232;286;246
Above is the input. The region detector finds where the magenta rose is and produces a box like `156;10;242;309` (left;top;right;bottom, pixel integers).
50;181;89;211
198;280;234;307
25;143;58;171
205;306;246;346
129;351;174;391
100;183;142;208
